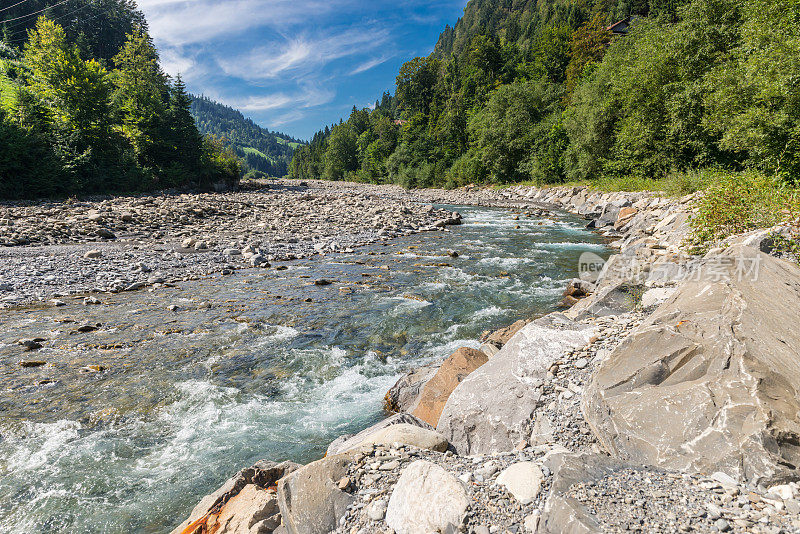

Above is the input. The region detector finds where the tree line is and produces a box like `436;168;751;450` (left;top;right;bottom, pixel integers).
290;0;800;188
191;95;301;179
0;4;240;199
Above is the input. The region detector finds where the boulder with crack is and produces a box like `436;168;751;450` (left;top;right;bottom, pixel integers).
583;244;800;484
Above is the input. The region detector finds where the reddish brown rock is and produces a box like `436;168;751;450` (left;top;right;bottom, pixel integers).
485;319;530;347
411;347;488;427
614;207;638;230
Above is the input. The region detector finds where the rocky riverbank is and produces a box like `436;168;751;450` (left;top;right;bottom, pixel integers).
169;182;800;534
0;180;467;307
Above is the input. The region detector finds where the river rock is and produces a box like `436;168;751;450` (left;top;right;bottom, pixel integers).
437;313;593;454
583;244;800;483
171;460;299;534
565;279;644;320
203;484;281;534
496;462;544;504
484;319;530;347
539;453;627;533
384;361;440;413
411;347;488;427
385;460;469;534
277;453;355;534
326;414;443;456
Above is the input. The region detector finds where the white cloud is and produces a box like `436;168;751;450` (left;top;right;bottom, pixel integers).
225;84;335;112
349;55;393;75
220;27;390;82
139;0;343;47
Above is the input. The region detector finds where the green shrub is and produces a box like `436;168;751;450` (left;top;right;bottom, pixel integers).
688;171;798;252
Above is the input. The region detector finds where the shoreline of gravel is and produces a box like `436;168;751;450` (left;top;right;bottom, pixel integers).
0;180;495;308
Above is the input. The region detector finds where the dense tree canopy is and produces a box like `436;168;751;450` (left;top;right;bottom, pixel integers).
190;95;301;179
291;0;800;188
0;6;240;199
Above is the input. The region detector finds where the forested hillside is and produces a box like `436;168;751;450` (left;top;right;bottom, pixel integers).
290;0;800;189
191;96;302;178
0;1;240;199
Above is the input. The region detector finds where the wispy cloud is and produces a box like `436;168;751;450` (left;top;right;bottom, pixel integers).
230;84;335;111
136;0;468;136
349;55;394;75
139;0;341;47
220;27;390;82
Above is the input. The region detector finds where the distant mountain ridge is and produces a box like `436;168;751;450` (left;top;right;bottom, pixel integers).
190;95;304;178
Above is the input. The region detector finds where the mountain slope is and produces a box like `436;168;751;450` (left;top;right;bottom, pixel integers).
191;96;304;178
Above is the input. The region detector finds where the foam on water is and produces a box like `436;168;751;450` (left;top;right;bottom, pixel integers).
0;203;611;533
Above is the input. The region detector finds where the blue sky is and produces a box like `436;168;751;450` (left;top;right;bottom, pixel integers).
137;0;469;140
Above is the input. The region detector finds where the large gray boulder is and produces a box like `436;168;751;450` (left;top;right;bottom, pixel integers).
437;313;594;454
583;244;800;484
385;460;469;534
276;453;356;534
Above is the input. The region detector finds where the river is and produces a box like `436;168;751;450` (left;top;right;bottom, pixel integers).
0;204;609;533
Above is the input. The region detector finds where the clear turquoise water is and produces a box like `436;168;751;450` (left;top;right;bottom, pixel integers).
0;205;608;533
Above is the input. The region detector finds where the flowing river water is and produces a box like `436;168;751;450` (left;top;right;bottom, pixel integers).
0;205;609;533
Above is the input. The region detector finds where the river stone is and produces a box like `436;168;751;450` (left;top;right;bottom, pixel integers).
411;347;488;427
437;313;593;454
385;460;469;534
326;414;441;456
277;453;356;534
485;319;530;346
639;287;676;309
565;279;645;320
583;244;800;483
205;483;281;533
171;460;299;534
539;453;627;534
496;462;543;504
384;360;440;413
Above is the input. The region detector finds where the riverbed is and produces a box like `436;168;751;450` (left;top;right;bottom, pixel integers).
0;205;608;533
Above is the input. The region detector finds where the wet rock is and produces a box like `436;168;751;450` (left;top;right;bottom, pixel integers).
18;339;42;351
483;319;530;347
385;460;469;534
19;360;46;368
411;346;488;427
384;361;440;414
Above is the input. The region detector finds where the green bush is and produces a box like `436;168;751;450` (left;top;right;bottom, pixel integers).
688;171;797;251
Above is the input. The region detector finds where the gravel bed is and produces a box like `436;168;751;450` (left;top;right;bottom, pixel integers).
0;180;475;307
568;468;800;534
